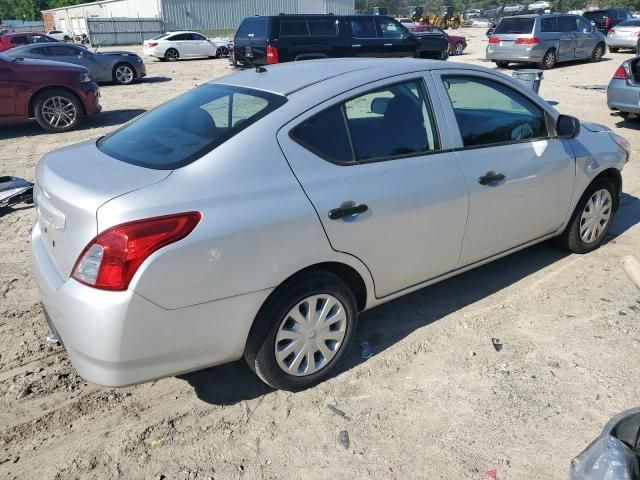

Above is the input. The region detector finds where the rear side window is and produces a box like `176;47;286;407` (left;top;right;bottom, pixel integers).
618;19;640;27
350;18;377;38
189;33;207;40
168;33;188;41
540;17;557;32
493;17;535;34
280;20;309;36
97;84;287;170
291;105;353;163
309;19;338;35
557;16;578;32
236;18;268;39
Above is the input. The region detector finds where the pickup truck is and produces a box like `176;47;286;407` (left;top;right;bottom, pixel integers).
231;14;449;67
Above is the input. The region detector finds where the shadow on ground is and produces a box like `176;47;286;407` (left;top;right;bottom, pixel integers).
0;109;146;140
181;192;640;406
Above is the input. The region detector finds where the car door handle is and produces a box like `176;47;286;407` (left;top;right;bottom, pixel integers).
352;44;362;48
478;171;506;185
328;203;368;220
384;43;393;46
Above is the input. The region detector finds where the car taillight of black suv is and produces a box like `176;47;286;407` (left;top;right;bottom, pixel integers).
231;14;449;67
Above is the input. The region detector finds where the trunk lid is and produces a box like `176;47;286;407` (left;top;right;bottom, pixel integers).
34;139;170;279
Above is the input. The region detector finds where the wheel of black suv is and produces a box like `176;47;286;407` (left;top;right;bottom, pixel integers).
558;177;617;254
244;270;358;391
540;49;556;69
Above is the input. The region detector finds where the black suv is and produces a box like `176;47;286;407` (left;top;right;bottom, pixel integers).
583;8;633;33
231;14;449;67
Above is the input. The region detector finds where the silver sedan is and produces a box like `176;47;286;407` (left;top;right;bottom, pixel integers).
607;57;640;118
32;59;629;391
607;19;640;52
6;42;146;85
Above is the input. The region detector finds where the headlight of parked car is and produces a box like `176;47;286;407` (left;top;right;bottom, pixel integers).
610;132;631;162
79;72;92;83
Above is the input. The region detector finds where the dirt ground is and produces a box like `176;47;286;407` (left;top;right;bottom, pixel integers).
1;27;640;480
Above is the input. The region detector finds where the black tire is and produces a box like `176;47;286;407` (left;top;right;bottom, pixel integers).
112;62;136;85
591;43;605;62
609;47;619;53
215;46;230;58
558;177;617;254
540;49;556;69
495;60;509;69
244;270;359;391
454;41;464;56
165;48;179;61
34;89;82;133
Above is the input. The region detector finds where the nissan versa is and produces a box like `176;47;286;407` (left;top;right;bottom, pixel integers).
32;59;629;391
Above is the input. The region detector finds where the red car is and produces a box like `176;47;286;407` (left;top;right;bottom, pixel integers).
0;53;101;133
413;25;467;56
0;32;58;53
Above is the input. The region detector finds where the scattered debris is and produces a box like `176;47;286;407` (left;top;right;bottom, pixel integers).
571;85;607;92
338;430;350;450
17;386;32;399
360;342;373;359
45;336;60;345
327;404;349;420
491;338;502;352
144;438;165;447
622;256;640;291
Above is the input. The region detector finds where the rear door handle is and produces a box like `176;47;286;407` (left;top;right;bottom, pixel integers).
328;203;368;220
478;171;506;185
384;43;393;46
352;44;362;47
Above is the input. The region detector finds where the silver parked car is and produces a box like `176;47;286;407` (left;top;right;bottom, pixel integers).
607;57;640;118
607;19;640;52
32;59;629;391
6;43;146;85
487;14;606;69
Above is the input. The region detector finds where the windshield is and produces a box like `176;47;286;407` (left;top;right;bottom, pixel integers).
97;84;287;170
493;17;535;34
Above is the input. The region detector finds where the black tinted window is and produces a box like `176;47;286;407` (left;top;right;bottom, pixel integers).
168;33;188;41
443;76;548;148
309;19;338;35
31;47;48;55
10;36;28;45
189;33;206;40
376;17;404;38
280;20;309;36
541;17;557;32
557;16;578;32
583;11;606;22
350;18;377;38
98;84;287;170
236;18;267;39
493;17;535;34
47;45;79;55
291;105;353;163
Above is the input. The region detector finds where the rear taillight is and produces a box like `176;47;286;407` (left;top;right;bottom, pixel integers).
147;42;158;48
488;37;500;44
266;44;278;64
613;64;628;79
72;212;201;291
515;37;540;45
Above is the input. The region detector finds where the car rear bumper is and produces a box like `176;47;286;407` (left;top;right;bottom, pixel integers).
607;78;640;113
607;37;638;48
486;44;546;63
31;221;272;387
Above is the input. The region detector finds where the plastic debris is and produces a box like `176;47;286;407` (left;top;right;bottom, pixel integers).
327;404;349;420
491;338;502;352
339;430;350;450
360;342;373;359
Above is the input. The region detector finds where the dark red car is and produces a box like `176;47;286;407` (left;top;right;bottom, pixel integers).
413;25;467;56
0;32;58;53
0;53;101;133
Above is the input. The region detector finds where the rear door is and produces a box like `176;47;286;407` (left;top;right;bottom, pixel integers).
432;70;575;265
556;15;578;60
277;75;469;297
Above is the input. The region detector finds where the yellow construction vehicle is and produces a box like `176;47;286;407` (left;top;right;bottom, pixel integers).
409;5;463;29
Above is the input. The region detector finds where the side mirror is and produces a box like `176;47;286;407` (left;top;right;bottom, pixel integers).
556;114;580;139
371;97;390;115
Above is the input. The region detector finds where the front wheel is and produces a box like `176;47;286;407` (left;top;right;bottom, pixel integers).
558;178;617;253
591;43;605;62
34;89;82;133
540;49;556;69
454;42;464;56
244;271;358;391
112;63;135;84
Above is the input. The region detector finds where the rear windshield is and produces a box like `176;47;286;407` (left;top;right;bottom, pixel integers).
618;19;640;27
97;84;287;170
493;17;535;34
236;18;268;39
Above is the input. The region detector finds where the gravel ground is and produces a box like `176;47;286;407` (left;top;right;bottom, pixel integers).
1;28;640;480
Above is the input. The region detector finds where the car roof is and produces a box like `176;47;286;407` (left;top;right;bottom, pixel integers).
216;58;482;96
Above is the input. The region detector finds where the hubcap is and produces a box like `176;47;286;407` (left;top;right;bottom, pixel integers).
545;53;554;67
455;43;463;55
167;50;177;60
41;96;76;128
275;294;347;377
116;65;134;83
579;189;612;244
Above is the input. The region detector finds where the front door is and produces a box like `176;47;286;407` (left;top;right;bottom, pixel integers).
348;17;386;57
374;16;414;57
433;70;575;266
277;75;469;297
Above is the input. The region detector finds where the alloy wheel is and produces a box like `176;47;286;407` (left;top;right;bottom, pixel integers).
579;188;612;244
166;49;178;61
543;51;555;69
115;65;134;84
593;45;604;61
454;42;464;55
274;294;347;377
41;96;77;129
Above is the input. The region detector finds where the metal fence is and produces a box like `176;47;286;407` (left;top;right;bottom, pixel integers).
0;22;44;33
87;18;164;46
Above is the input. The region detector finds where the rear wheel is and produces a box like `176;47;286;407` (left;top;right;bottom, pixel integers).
244;270;358;391
165;48;179;61
34;89;82;133
558;178;617;253
609;46;619;53
454;41;464;56
452;18;460;29
591;43;605;62
495;60;509;69
540;49;556;69
215;46;230;58
112;62;135;85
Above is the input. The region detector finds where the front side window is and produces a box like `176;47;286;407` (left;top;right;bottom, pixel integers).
350;18;377;38
189;33;207;40
376;17;404;38
48;45;78;56
168;33;188;41
309;19;338;35
291;80;440;163
577;17;592;31
97;84;287;169
443;76;548;148
557;16;578;32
